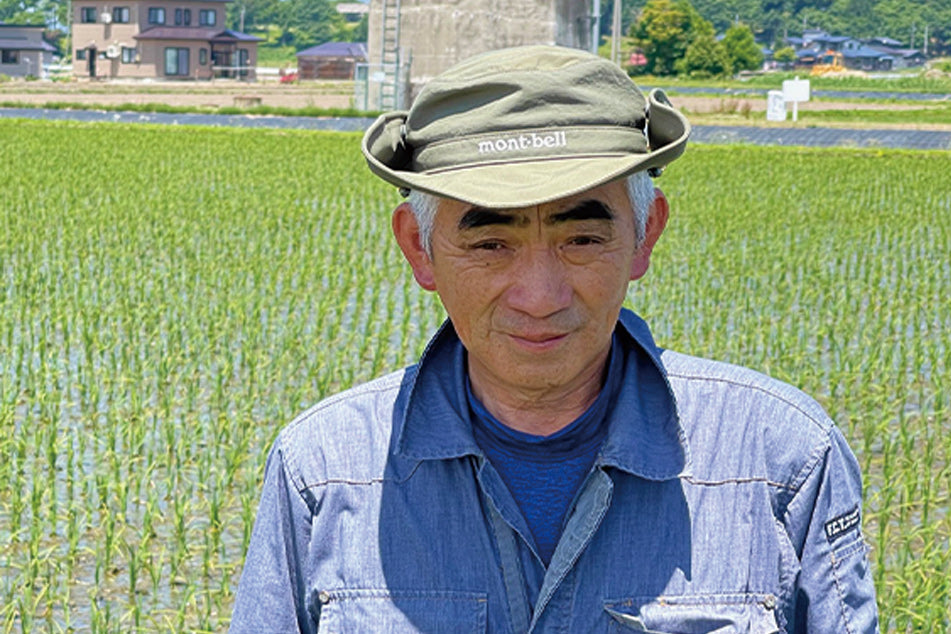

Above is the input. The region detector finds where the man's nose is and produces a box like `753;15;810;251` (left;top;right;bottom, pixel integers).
505;247;572;317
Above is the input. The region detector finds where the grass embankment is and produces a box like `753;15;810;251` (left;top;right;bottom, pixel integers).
3;95;949;128
677;98;951;128
1;119;948;632
646;67;951;94
0;99;377;118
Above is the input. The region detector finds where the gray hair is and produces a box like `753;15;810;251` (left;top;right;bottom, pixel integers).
408;171;655;258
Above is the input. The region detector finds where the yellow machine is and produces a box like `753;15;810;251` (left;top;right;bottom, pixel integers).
811;50;846;75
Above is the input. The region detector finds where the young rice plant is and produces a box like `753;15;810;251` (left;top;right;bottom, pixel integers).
0;119;947;632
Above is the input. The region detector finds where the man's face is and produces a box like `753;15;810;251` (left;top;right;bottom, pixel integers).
395;179;665;401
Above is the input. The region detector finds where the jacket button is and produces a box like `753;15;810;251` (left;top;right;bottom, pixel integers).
763;594;777;610
318;591;331;604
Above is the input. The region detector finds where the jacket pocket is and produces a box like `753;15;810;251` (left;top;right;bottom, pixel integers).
604;593;780;634
314;589;487;634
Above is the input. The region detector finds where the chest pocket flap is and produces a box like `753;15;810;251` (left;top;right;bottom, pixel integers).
604;594;780;634
315;589;487;634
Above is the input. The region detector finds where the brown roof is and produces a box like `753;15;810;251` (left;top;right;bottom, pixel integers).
135;26;219;40
134;26;261;42
0;37;57;51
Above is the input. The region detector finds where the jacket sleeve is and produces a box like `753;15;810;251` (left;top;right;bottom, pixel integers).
229;440;316;634
785;426;879;633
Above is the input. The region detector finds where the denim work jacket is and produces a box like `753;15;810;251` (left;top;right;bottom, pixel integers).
230;309;878;633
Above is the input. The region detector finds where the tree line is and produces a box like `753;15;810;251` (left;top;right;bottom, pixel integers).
2;0;947;64
611;0;951;59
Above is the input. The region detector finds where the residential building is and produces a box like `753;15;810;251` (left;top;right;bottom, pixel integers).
865;42;926;69
296;41;367;80
0;23;57;77
787;31;925;72
71;0;260;79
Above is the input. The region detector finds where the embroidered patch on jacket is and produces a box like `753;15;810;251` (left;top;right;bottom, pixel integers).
825;506;861;543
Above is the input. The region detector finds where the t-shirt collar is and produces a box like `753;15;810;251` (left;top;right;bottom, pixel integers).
395;308;690;480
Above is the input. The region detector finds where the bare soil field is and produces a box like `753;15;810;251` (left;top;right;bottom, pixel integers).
2;77;949;130
0;78;356;109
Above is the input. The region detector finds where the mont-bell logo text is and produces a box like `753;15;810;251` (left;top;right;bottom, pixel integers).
824;506;860;543
477;131;568;154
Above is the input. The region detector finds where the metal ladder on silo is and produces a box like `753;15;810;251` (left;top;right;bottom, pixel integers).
379;0;402;109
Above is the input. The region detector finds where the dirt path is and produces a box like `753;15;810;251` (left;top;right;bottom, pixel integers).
0;78;356;109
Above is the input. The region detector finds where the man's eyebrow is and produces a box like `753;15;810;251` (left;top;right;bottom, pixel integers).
548;200;615;224
458;208;526;230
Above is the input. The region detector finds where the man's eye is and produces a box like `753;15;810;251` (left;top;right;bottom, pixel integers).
567;236;603;246
473;241;504;251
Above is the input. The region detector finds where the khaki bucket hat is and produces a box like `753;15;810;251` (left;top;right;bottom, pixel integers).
362;45;690;209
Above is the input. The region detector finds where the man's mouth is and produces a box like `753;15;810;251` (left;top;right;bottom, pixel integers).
508;332;569;349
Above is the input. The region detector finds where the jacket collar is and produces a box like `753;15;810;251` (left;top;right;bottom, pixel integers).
394;309;690;480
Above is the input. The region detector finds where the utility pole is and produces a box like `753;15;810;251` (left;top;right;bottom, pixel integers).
611;0;622;65
591;0;601;54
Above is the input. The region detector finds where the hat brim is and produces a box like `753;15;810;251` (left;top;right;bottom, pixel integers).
362;89;690;209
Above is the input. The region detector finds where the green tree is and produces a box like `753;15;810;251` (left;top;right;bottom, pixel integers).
722;23;763;71
677;31;733;76
773;45;797;62
344;13;368;43
0;0;35;24
227;0;278;32
694;0;764;33
631;0;715;75
267;0;341;48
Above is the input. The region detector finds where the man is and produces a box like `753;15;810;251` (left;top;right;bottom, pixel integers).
230;46;878;633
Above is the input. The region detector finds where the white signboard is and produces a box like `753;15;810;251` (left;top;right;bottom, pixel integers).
766;90;786;121
782;78;810;103
782;77;810;122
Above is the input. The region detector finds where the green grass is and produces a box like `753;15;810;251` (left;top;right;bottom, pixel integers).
678;98;951;127
794;105;951;126
0;99;379;118
644;69;951;94
1;120;948;632
254;43;298;68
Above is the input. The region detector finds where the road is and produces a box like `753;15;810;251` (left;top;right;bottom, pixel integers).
3;106;950;150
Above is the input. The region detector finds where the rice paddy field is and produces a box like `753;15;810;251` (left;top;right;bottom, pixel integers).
1;118;948;632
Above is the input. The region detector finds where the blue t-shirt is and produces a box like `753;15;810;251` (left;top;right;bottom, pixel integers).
468;336;621;566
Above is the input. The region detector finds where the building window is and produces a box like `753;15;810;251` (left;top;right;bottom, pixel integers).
76;48;87;61
80;7;97;22
199;9;216;26
1;50;18;64
113;6;130;22
148;7;165;24
199;48;207;65
164;47;189;76
183;8;191;25
121;47;136;63
174;8;182;25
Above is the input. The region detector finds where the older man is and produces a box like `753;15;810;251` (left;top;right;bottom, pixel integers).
230;46;878;633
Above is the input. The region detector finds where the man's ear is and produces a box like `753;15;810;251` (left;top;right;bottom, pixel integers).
630;188;669;281
392;202;437;291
